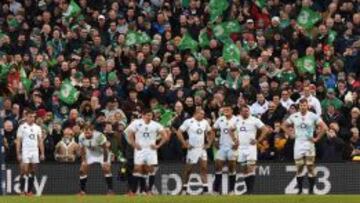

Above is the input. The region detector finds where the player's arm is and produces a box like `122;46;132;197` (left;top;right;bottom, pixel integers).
177;120;190;148
257;125;269;143
281;119;295;139
153;128;168;150
80;145;86;163
126;129;141;150
15;136;22;162
54;143;64;162
204;129;215;149
38;130;45;161
204;121;214;149
15;126;22;162
313;119;329;143
176;129;188;148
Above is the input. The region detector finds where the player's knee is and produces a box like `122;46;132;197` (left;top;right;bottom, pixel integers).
215;161;223;172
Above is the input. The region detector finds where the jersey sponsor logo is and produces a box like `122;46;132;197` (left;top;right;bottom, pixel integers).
28;134;36;140
239;127;247;132
223;128;230;134
300;123;308;129
143;132;150;138
196;128;203;134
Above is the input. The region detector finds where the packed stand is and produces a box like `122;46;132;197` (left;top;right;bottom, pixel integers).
0;0;359;163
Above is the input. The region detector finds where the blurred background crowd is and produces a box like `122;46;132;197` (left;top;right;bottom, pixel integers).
0;0;359;163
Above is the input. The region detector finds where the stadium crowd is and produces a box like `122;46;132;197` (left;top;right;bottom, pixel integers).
0;0;360;164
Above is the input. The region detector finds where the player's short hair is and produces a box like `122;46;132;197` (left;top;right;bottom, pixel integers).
240;105;250;111
141;108;153;115
26;109;36;116
83;123;94;130
299;98;308;104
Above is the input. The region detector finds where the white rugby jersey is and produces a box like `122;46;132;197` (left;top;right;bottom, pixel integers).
235;115;265;146
125;119;164;149
286;111;321;142
79;131;107;157
250;101;269;118
213;116;237;149
179;118;211;148
17;122;42;151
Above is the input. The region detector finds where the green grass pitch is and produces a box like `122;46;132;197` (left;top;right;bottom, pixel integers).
2;195;360;203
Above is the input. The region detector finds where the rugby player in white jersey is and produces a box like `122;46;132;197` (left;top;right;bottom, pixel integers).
212;104;238;195
235;105;268;194
125;108;167;195
16;110;45;196
282;98;328;194
177;108;214;195
78;124;113;195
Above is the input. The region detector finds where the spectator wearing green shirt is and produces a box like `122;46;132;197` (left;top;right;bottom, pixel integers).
321;88;343;111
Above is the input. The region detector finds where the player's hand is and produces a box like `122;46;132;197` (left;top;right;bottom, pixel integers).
134;143;142;150
17;155;22;162
232;139;239;150
250;139;257;145
183;142;191;149
203;144;211;150
311;137;320;143
150;144;159;150
40;154;45;161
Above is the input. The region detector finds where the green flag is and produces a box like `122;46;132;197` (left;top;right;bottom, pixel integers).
138;31;151;44
153;105;176;127
182;0;190;8
222;43;241;64
59;80;79;105
212;21;241;44
125;31;138;46
159;109;176;127
125;31;151;46
63;0;81;19
178;33;198;52
7;18;20;29
327;30;337;45
198;30;210;48
19;67;32;93
296;56;316;74
81;58;96;71
192;52;208;66
297;7;322;30
209;0;229;23
0;63;11;81
255;0;266;9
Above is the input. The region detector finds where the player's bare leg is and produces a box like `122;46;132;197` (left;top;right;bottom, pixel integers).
102;163;114;194
19;163;27;195
213;160;224;194
199;159;209;194
79;162;89;195
228;160;237;194
244;163;256;194
27;164;37;196
295;158;305;195
306;156;316;195
181;164;194;194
